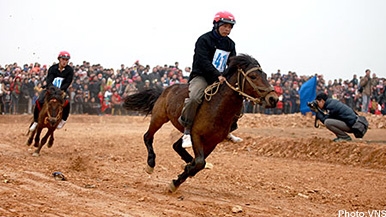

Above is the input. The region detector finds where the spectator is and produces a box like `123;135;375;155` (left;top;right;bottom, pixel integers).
2;84;12;114
74;88;84;114
20;78;33;114
313;92;357;142
10;76;22;114
378;79;386;115
273;80;283;114
110;88;122;115
359;69;372;113
0;75;4;114
182;66;191;80
89;75;102;102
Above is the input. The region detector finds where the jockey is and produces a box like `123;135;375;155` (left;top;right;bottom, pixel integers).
178;11;243;148
29;51;74;131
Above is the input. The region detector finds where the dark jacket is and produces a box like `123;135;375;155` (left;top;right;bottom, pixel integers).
316;98;357;127
359;75;371;96
189;29;236;84
46;64;74;92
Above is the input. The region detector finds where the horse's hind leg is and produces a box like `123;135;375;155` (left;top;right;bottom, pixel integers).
143;116;169;174
172;137;193;163
144;131;156;174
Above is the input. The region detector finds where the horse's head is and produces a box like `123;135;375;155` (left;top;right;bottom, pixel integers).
225;54;278;108
43;86;65;127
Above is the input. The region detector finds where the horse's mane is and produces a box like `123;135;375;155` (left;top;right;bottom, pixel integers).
45;86;64;104
224;54;261;79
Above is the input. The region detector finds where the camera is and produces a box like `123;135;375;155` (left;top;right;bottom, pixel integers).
307;100;318;110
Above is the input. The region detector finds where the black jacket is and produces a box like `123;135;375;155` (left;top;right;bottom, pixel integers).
316;98;357;127
189;29;236;84
46;64;74;92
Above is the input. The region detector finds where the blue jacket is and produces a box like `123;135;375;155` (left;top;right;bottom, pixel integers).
316;98;357;127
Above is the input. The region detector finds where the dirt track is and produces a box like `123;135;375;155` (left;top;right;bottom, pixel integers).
1;114;386;217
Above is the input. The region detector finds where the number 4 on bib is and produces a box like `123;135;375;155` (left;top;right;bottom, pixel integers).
212;49;230;72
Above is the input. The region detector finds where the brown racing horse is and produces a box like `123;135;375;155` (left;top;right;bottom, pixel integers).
123;54;278;192
26;86;66;156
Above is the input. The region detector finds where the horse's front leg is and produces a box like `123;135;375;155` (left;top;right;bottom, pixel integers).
173;137;193;163
33;129;53;157
169;148;206;192
47;131;55;148
26;128;36;146
33;127;42;148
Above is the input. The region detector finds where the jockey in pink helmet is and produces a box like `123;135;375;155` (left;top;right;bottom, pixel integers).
30;51;74;131
178;11;242;148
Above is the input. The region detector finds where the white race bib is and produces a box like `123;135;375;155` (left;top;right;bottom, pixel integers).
52;77;64;88
212;49;230;73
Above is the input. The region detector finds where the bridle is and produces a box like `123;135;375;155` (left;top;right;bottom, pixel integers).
44;98;63;125
205;66;274;104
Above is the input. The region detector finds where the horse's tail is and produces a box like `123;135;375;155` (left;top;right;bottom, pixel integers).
123;87;163;116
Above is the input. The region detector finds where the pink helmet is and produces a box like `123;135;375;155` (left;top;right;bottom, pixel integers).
213;11;236;25
58;51;71;60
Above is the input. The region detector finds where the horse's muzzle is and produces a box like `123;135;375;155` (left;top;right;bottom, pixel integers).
264;91;279;108
48;118;58;127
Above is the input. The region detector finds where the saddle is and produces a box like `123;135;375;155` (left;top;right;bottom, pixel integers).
36;98;69;111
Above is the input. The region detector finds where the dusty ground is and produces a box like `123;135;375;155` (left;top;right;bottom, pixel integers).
0;113;386;217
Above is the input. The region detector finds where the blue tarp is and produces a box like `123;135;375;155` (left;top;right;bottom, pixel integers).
299;76;317;114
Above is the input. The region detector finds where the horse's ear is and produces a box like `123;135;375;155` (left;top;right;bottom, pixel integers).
61;91;66;99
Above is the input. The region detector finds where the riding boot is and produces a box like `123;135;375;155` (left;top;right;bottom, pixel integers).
57;103;70;129
179;98;200;148
28;104;40;132
33;105;39;122
178;98;200;128
62;103;70;121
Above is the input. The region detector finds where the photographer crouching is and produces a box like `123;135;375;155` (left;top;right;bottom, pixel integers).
308;93;357;142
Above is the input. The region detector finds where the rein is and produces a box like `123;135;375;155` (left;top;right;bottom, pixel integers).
43;98;63;125
204;67;273;103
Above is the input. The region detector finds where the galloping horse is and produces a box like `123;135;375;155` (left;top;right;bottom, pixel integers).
27;86;65;156
123;54;278;192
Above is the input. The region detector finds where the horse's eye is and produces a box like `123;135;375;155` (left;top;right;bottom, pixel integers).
249;75;257;80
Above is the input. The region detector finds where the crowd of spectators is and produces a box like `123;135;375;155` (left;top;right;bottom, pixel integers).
0;61;385;116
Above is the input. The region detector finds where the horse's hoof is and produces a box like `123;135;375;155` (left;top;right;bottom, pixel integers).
25;141;31;146
32;152;40;157
48;144;53;148
33;144;39;148
205;162;214;169
145;165;154;174
168;181;178;193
